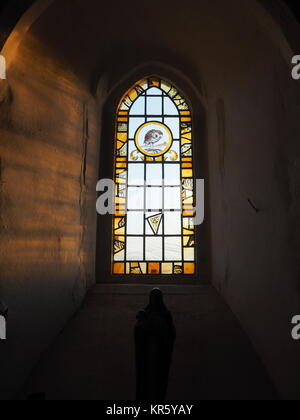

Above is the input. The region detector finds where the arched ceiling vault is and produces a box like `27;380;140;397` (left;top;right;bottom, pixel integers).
1;0;300;96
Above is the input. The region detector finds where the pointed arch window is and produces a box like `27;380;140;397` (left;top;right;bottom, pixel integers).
112;77;195;276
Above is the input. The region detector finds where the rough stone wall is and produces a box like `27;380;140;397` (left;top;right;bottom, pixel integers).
207;37;300;400
0;33;100;399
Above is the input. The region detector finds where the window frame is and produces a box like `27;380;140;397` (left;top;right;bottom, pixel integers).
96;69;209;285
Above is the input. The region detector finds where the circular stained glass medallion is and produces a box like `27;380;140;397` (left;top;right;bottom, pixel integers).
134;122;173;157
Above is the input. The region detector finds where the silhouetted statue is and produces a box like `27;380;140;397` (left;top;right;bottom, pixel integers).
135;288;176;401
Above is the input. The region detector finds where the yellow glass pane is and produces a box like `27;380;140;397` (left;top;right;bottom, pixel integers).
116;168;127;176
183;211;194;217
137;79;149;91
184;263;195;274
117;133;127;142
116;162;127;169
182;163;192;168
183;236;195;247
149;78;160;87
116;179;126;186
115;207;126;214
180;111;191;116
181;127;192;135
182;169;193;178
128;89;138;101
177;101;189;110
140;263;147;274
115;226;125;235
183;132;192;139
161;80;172;93
183;197;194;206
184;248;195;261
126;263;130;274
130;262;142;274
117;140;125;150
118;117;128;122
120;102;129;111
148;263;160;275
181;117;192;122
115;209;126;216
162;263;173;274
174;94;183;101
113;263;125;274
181;138;192;145
174;263;183;274
169;87;178;98
183;237;189;247
115;197;126;204
183;229;194;236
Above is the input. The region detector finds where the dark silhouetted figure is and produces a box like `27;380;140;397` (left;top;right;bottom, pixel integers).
135;288;176;401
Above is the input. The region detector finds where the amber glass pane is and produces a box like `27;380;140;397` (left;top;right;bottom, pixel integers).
113;263;125;274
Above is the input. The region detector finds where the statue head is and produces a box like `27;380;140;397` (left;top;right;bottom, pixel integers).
149;288;164;309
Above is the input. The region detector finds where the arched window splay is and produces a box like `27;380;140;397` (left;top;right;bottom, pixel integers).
112;77;195;276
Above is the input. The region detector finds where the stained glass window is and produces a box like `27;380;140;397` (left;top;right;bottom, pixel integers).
112;77;195;276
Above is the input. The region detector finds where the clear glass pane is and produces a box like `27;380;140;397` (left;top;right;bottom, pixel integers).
164;164;180;186
128;163;144;186
129;117;145;138
165;117;180;139
164;97;178;115
147;97;162;115
127;211;144;235
147;87;162;95
146;164;163;186
165;237;182;261
164;187;182;210
146;187;162;210
164;211;181;235
146;237;163;261
127;237;144;261
146;117;163;123
130;96;145;115
127;187;144;210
